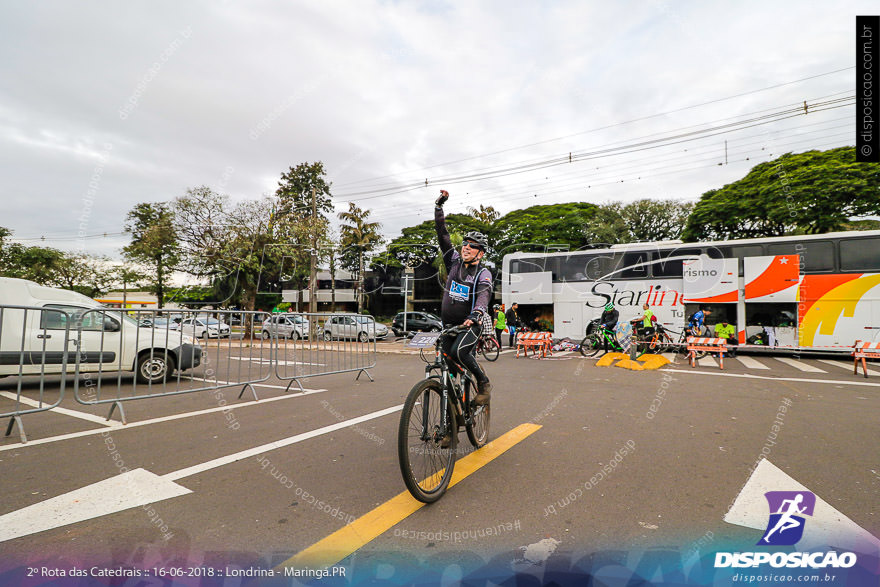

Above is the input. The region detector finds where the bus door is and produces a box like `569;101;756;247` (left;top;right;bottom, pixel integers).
682;257;738;335
743;255;800;347
555;302;586;339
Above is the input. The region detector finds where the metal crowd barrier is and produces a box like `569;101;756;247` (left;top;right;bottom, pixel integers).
1;305;380;441
71;309;274;423
268;312;378;393
0;306;73;443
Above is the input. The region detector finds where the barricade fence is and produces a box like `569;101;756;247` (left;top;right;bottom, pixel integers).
0;306;377;442
72;309;274;423
266;312;378;392
0;305;72;442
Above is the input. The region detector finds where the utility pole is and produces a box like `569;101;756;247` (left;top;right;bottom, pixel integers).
309;187;318;337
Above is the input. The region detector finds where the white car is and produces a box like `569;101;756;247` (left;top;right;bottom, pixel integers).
261;313;310;340
323;315;388;342
178;317;231;338
0;277;201;384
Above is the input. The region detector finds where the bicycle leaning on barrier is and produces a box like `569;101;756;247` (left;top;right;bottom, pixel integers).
397;325;490;503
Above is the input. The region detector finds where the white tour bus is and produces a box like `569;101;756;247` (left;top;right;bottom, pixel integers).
501;230;880;352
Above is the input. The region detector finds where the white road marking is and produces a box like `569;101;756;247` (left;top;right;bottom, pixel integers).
0;404;403;542
0;468;192;543
774;357;826;373
697;355;718;368
0;384;328;452
163;404;402;481
228;357;326;366
734;356;771;370
725;459;880;557
818;358;880;377
0;391;115;426
661;368;880;388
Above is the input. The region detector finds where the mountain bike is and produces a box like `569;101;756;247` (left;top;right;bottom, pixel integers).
635;323;676;354
475;333;500;361
579;319;624;357
398;326;491;503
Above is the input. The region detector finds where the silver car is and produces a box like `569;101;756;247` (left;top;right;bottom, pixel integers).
322;315;388;342
178;316;231;338
261;313;310;340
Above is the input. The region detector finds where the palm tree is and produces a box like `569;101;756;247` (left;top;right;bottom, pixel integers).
338;203;382;314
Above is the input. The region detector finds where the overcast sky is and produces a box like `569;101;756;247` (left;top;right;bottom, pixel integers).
0;1;872;259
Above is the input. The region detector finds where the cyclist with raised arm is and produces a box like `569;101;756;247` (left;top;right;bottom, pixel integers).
435;190;494;405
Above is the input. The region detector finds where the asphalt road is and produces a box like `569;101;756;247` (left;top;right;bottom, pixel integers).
0;342;878;584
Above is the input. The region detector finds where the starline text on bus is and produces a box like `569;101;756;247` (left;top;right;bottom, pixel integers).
583;283;684;308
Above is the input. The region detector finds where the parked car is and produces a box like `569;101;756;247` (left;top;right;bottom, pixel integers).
178;316;231;338
137;317;172;329
323;315;388;342
261;313;310;340
0;277;201;384
391;311;442;336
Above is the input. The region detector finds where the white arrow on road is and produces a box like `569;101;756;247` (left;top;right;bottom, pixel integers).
0;404;402;543
725;458;880;571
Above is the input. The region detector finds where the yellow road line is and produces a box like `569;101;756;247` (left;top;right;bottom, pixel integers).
281;422;542;569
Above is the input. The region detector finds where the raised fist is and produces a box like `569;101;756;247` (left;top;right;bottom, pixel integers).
435;190;449;207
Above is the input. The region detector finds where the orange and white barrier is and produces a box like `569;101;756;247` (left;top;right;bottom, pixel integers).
516;332;552;358
687;336;728;370
852;340;880;379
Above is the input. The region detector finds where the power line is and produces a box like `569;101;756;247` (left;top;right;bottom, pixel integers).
334;67;853;189
332;95;853;203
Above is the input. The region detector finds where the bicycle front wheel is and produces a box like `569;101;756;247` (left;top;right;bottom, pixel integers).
579;334;602;357
480;337;500;362
398;379;458;503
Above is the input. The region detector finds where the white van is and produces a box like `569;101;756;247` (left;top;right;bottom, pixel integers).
0;278;202;384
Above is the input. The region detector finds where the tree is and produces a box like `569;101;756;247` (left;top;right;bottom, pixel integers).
682;147;880;241
275;161;333;221
467;204;500;224
383;213;488;270
171;186;233;279
52;253;116;298
492;202;600;256
619;199;694;242
338;203;383;313
0;228;66;284
123;202;179;308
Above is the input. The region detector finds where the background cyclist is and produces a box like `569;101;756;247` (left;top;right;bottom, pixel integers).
688;306;712;336
600;302;619;353
493;304;506;348
435;190;493;405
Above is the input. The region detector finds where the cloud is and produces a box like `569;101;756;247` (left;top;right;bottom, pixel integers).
0;0;869;256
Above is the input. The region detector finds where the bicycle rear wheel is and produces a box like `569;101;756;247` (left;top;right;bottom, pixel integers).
480;337;500;362
398;379;458;503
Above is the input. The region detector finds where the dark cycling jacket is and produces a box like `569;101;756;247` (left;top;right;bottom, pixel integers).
435;207;493;326
601;308;619;330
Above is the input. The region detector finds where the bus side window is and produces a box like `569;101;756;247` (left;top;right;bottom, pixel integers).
840;237;880;271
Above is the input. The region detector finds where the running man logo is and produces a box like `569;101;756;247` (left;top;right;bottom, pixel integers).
758;491;816;546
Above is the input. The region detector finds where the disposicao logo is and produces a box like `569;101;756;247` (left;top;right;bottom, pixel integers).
714;490;858;570
759;491;816;546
